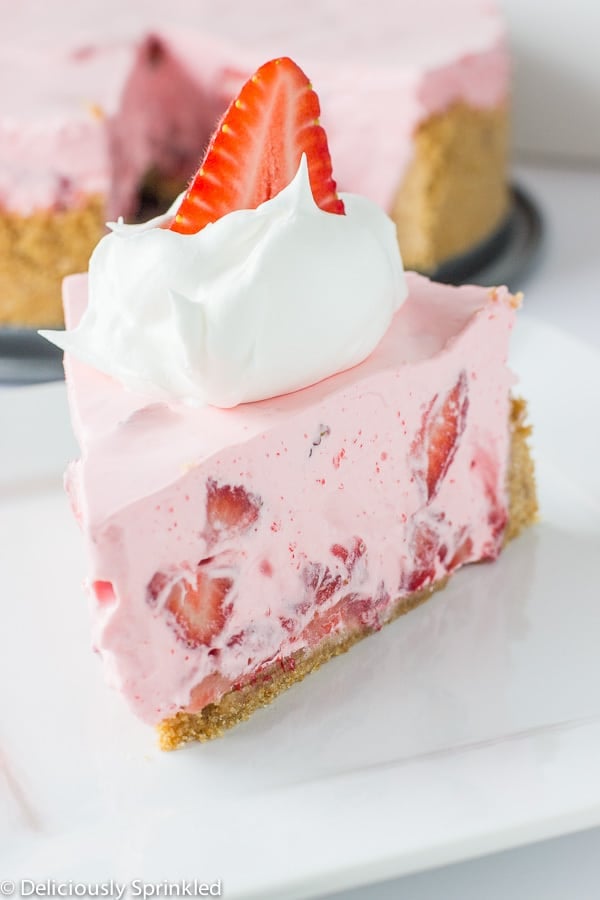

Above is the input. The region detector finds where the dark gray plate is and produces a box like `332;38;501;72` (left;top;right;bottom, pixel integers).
0;184;543;386
0;325;65;385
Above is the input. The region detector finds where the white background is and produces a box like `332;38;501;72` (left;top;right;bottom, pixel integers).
499;0;600;161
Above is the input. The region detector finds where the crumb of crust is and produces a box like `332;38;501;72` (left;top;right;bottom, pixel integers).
505;395;539;541
487;286;522;310
86;102;106;121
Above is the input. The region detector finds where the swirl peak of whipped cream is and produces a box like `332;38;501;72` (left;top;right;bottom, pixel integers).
42;156;407;407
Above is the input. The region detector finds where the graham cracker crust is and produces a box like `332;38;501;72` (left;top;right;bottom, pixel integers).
0;196;105;327
392;102;509;272
158;397;537;750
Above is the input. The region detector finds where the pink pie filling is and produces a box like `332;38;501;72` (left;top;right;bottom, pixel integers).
63;271;517;724
1;1;507;214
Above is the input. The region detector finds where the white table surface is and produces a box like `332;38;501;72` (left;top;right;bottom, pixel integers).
322;161;600;899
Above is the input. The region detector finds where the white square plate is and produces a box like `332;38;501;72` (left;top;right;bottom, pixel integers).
1;314;599;899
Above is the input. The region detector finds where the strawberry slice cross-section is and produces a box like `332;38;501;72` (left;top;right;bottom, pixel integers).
170;56;345;234
205;478;261;538
412;371;470;502
165;570;233;649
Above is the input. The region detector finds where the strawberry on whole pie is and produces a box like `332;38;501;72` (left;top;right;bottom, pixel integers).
54;57;537;749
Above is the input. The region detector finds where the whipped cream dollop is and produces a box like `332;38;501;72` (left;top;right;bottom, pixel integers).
42;157;407;407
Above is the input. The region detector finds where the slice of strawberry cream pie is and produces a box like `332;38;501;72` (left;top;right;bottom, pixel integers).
43;58;537;749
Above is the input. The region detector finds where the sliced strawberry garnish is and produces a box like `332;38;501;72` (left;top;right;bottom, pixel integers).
206;479;261;537
165;571;233;648
412;371;469;502
301;586;387;645
146;570;170;606
447;532;474;570
483;497;508;559
301;600;345;646
402;520;439;593
342;593;376;631
302;561;342;606
92;580;116;606
170;57;344;234
330;537;367;575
